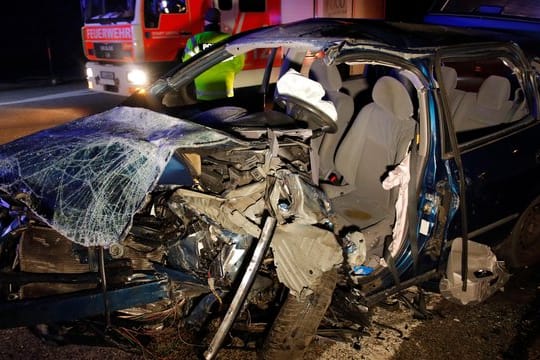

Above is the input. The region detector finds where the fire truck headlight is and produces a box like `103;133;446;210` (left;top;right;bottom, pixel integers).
127;69;149;86
86;67;94;79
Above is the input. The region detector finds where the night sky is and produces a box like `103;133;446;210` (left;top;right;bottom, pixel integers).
0;1;85;82
0;0;433;83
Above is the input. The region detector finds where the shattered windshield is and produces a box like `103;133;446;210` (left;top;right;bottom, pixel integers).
82;0;136;23
430;0;540;19
0;107;243;247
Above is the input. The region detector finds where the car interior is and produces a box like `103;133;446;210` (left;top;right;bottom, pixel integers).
440;57;530;144
302;58;419;271
151;46;423;274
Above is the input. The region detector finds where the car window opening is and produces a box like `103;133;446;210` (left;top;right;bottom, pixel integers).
439;56;531;145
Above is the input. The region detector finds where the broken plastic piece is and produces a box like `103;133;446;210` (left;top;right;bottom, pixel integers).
352;265;373;276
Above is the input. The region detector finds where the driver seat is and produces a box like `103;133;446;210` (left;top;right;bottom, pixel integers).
308;59;354;178
326;76;416;228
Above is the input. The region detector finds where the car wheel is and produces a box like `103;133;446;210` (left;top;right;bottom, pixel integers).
259;270;337;360
505;196;540;268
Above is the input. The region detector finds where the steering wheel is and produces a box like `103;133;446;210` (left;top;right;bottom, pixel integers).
274;94;337;134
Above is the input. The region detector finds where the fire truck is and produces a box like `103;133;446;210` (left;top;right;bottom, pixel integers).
81;0;385;96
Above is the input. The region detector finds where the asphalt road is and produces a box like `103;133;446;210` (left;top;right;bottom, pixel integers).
0;81;125;144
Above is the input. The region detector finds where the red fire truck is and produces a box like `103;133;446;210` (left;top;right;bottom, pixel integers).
81;0;385;96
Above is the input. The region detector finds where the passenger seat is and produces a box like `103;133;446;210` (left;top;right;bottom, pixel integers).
324;76;416;228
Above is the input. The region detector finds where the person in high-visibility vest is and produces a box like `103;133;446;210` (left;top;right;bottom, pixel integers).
182;8;245;101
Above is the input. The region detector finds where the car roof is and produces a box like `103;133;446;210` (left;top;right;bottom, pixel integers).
228;18;539;58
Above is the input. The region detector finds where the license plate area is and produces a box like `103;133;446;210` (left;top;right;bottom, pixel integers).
100;71;115;80
99;71;116;85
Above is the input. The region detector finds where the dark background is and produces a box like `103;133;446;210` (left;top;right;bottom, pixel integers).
1;1;86;82
0;0;434;83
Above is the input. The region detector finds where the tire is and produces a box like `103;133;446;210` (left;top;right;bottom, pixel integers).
505;196;540;268
260;270;337;360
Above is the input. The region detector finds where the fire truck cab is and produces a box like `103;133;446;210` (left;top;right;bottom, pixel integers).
81;0;386;96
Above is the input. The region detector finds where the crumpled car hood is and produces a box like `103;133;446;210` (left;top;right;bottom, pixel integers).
0;106;245;247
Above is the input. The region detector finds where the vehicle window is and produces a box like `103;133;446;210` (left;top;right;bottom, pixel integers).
158;0;186;14
239;0;266;12
161;47;281;112
84;0;135;23
144;0;187;28
440;56;531;144
235;48;281;87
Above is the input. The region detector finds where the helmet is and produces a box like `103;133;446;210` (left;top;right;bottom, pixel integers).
204;8;221;24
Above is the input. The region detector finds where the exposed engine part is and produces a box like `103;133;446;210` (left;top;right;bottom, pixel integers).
15;227;134;298
119;235;166;270
168;186;264;238
114;192;186;270
204;216;277;360
269;170;333;225
17;227;97;298
221;182;266;225
167;219;255;285
116;281;210;330
109;244;124;259
271;223;342;298
185;291;225;331
207;150;266;172
198;149;267;193
19;227;92;274
167;229;207;274
246;274;277;309
440;238;509;305
274;141;311;174
209;232;254;286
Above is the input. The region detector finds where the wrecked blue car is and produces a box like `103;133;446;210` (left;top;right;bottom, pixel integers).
1;18;539;359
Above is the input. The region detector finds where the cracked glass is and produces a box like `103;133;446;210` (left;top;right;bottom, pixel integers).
0;106;241;247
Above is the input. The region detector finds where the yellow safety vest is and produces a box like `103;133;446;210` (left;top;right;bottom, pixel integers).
182;31;245;101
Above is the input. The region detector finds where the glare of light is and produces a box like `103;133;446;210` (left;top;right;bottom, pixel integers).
86;67;94;78
127;69;148;85
161;1;169;13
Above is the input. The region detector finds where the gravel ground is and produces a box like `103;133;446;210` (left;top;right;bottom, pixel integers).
0;266;538;360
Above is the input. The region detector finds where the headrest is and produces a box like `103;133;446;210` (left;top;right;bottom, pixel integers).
309;59;342;91
441;66;457;93
372;76;413;120
477;75;510;110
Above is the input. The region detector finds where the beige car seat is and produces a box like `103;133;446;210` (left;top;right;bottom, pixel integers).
328;76;416;228
308;59;355;178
